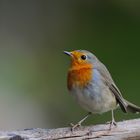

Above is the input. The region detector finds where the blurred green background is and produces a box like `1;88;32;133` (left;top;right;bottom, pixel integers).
0;0;140;130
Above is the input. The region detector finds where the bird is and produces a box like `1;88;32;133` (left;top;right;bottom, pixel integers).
64;50;140;130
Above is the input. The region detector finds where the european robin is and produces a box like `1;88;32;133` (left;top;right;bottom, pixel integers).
64;50;140;130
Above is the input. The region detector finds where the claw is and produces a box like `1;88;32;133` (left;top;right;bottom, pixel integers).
70;112;91;131
70;123;74;127
70;122;81;131
108;120;117;130
107;110;117;130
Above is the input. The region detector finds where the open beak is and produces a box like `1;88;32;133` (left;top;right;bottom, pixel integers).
63;51;72;56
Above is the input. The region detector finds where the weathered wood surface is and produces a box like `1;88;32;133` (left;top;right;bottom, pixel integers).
0;119;140;140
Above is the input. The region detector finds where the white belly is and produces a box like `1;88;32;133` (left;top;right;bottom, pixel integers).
71;82;117;114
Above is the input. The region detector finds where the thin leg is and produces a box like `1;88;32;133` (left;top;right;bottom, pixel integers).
70;112;92;131
109;110;117;130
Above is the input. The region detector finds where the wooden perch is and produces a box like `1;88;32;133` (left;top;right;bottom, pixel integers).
1;119;140;140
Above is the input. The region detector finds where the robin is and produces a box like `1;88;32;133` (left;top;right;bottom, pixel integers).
64;50;140;130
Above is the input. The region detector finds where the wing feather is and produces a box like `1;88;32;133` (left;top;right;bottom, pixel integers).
95;59;127;113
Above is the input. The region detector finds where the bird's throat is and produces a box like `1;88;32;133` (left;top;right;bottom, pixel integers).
67;64;93;90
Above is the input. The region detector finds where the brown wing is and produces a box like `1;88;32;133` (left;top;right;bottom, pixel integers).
95;59;127;113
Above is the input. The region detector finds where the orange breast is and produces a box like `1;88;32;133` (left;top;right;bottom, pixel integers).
67;64;93;90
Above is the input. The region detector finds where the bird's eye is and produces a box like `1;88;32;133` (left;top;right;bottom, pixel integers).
81;55;87;60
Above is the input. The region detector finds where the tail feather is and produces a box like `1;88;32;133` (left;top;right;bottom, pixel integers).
125;99;140;113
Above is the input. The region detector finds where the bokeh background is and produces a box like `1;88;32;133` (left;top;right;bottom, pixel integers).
0;0;140;130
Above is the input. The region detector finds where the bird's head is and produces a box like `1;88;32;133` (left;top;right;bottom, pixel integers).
64;50;97;68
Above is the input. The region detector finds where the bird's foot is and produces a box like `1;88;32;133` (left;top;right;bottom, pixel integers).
70;112;91;131
106;120;117;130
70;122;82;131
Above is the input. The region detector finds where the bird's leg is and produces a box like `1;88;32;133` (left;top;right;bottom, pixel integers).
70;112;92;131
109;110;117;130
